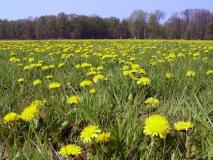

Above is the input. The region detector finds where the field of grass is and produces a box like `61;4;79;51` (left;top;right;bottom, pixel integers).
0;40;212;159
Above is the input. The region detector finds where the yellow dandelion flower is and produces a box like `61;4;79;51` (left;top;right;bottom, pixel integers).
178;53;185;57
58;63;65;68
165;72;174;79
89;88;96;94
3;112;21;123
67;96;80;104
48;82;61;89
206;69;213;75
122;65;129;70
81;63;92;68
80;125;101;143
144;114;170;139
75;64;81;69
45;75;53;79
17;78;24;83
186;70;196;77
174;121;193;131
33;79;42;86
95;132;111;143
122;70;130;76
97;66;103;71
80;80;93;87
41;66;50;70
93;74;104;83
137;77;151;86
144;97;160;106
58;144;82;157
21;105;39;122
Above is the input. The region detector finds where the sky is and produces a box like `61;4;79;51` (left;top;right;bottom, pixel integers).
0;0;212;20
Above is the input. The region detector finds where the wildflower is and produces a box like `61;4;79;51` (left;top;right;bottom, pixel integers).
75;64;81;69
122;70;130;76
95;132;111;143
9;57;20;62
89;88;96;94
67;96;80;104
131;64;140;69
186;70;196;77
80;80;93;87
144;114;170;138
178;53;185;57
122;65;129;70
93;74;104;83
41;66;50;70
97;66;103;70
174;121;193;131
144;97;160;106
165;72;174;79
28;58;34;63
81;63;92;68
80;125;101;143
58;63;65;68
48;82;61;89
206;69;213;75
33;79;42;86
23;65;33;70
45;75;53;79
87;71;97;76
21;104;39;122
3;112;21;123
17;78;24;83
49;64;55;69
58;144;82;157
137;77;151;86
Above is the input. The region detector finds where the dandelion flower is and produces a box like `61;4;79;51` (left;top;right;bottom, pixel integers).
21;105;39;122
58;63;65;68
17;78;24;83
3;112;21;123
45;75;53;79
80;125;101;143
67;96;80;104
165;72;174;79
137;77;151;86
33;79;42;86
144;114;169;138
95;132;111;143
144;97;160;106
48;82;61;89
80;80;93;87
58;144;82;157
186;70;196;77
89;88;96;94
174;121;193;131
93;74;104;83
206;69;213;75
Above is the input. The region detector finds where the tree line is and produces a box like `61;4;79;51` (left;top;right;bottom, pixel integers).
0;9;212;40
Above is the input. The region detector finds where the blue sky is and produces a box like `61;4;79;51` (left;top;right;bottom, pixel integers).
0;0;212;20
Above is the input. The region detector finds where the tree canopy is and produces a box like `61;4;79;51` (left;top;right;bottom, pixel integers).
0;9;212;40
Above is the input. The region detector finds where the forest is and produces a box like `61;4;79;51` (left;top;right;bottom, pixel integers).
0;9;212;40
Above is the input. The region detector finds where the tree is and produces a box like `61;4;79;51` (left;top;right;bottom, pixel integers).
128;10;148;39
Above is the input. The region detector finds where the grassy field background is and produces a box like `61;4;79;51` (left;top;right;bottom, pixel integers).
0;40;212;159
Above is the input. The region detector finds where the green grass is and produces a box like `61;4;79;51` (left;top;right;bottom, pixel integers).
0;40;212;159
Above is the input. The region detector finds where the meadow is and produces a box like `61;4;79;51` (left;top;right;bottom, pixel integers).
0;40;212;159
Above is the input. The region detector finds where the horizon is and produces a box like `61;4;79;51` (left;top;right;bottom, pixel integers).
0;0;213;21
